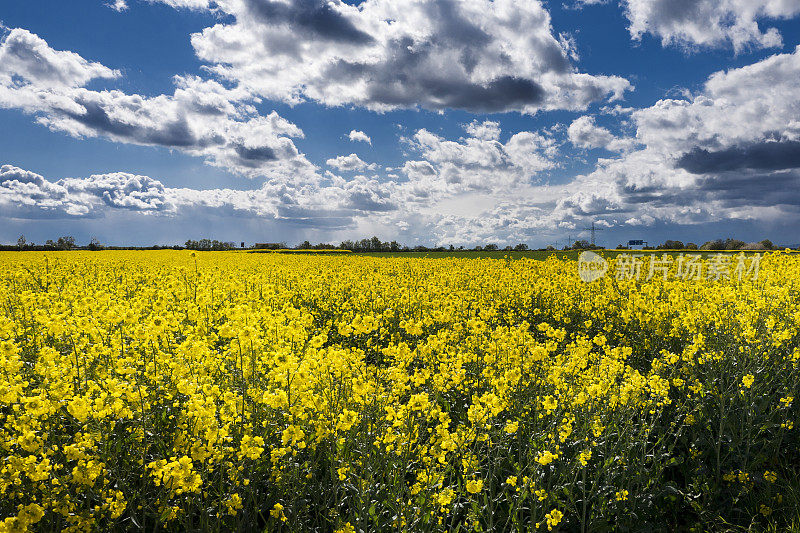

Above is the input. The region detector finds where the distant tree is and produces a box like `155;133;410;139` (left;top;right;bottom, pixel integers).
17;235;26;250
514;243;529;251
700;239;725;251
658;240;684;249
484;244;498;251
724;238;746;250
759;239;775;250
298;240;312;249
56;236;76;250
571;240;592;250
185;239;236;251
685;242;698;250
546;245;555;251
87;237;103;251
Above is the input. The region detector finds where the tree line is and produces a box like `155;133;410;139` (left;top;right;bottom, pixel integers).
3;235;786;252
614;238;778;251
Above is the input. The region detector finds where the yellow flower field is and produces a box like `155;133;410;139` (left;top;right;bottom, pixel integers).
0;251;798;532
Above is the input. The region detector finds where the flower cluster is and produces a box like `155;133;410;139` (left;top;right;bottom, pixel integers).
0;250;797;531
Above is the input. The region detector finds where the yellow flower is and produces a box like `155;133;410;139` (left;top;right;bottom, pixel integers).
67;396;91;423
615;490;629;501
742;374;755;388
270;503;287;521
545;509;563;531
335;522;356;533
465;479;483;494
578;450;592;466
537;450;558;466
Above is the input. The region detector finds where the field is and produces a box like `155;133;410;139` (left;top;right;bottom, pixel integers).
0;251;799;532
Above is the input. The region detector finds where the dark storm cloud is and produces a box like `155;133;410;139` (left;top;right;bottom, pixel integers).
347;191;397;212
188;0;629;113
65;98;198;148
615;168;800;211
366;72;544;112
245;0;374;44
676;141;800;174
324;36;545;112
695;169;800;206
234;144;278;162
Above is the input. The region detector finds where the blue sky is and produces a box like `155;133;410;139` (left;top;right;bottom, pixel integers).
2;0;800;247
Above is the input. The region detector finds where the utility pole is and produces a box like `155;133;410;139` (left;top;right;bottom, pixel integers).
567;235;572;249
583;222;604;247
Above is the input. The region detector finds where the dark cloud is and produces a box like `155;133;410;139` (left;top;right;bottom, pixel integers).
234;144;278;162
324;37;546;112
695;169;800;207
189;0;629;113
65;98;198;148
367;72;544;112
347;191;397;212
676;141;800;174
246;0;374;44
623;0;800;50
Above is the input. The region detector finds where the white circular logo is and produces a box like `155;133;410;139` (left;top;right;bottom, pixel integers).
578;251;608;282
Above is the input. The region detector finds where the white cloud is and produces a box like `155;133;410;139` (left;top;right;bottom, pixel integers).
146;0;211;9
464;120;501;141
555;45;800;226
623;0;800;51
0;164;167;218
107;0;129;12
326;153;377;172
400;121;558;199
0;29;119;89
568;115;633;151
348;130;372;144
183;0;630;113
0;29;318;183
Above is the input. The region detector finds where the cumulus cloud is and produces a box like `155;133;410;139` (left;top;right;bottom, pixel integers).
392;45;800;243
326;153;377;172
146;0;211;8
184;0;630;113
106;0;129;12
0;29;317;183
400;121;559;200
0;164;168;218
0;29;119;89
348;130;371;144
623;0;800;51
464;120;501;141
555;45;800;227
568;115;633;151
0;162;405;229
